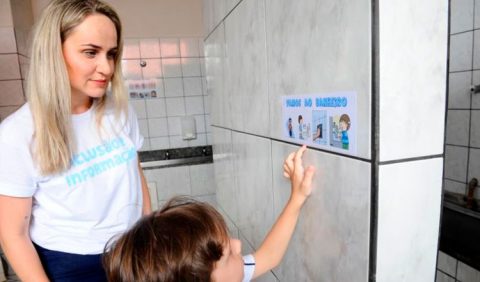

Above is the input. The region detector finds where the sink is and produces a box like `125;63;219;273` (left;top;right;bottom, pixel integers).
440;192;480;271
443;192;480;217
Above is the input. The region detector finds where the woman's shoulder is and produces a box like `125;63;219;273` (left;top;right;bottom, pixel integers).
0;103;34;144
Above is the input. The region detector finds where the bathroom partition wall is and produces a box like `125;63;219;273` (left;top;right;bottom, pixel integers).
204;0;448;281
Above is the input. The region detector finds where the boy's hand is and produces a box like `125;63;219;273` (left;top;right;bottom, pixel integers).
283;145;316;205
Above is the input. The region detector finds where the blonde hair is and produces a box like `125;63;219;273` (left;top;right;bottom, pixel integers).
27;0;127;175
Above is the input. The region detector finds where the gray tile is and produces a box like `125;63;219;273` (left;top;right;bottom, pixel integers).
271;142;370;282
435;271;455;282
443;179;467;194
143;166;191;201
457;261;480;282
224;0;269;136
472;70;480;109
437;251;457;277
468;148;480;184
474;30;480;69
189;163;216;196
266;0;372;159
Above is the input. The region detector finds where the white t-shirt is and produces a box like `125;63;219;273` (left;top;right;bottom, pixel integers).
0;101;144;255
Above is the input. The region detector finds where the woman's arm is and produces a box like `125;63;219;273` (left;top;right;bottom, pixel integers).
137;160;152;215
252;145;315;278
0;195;49;281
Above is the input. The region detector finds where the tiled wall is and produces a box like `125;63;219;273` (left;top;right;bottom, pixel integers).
205;0;447;281
437;0;480;281
444;0;480;200
122;37;211;151
143;163;216;211
0;0;28;122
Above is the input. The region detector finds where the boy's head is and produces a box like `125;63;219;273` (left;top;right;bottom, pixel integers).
103;197;237;282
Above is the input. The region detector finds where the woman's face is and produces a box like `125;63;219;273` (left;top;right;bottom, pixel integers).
62;14;118;113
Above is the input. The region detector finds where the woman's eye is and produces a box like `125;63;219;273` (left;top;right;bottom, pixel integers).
84;50;97;57
107;52;117;59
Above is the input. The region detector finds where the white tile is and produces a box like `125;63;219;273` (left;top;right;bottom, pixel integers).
181;58;202;77
122;39;140;59
444;179;467;194
188;133;207;147
226;0;241;16
167;116;181;136
143;166;191;201
205;23;230;128
183;77;203;96
162;58;182;78
0;54;20;79
193;194;217;206
185;96;204;115
468;148;480;182
180;37;200;57
189;163;215;196
137;119;149;138
164;78;184;97
18;54;29;79
271;141;370;281
457;261;480;282
147;118;168;137
165;97;186;117
376;158;443;282
139;38;160;58
266;0;372;159
149;137;170;150
445;145;469;181
194;114;206;133
450;32;473;72
472;70;480;109
0;27;16;53
169;135;189;148
231;132;274;249
206;132;213;145
470;110;480;147
129;100;147;119
0;80;24;106
437;251;457;277
141;59;163;78
450;0;474;34
160;38;180;58
446;110;470;146
200;57;206;76
379;0;448;161
146;98;167;118
14;27;30;57
224;0;269;136
122;60;142;80
448;71;472;109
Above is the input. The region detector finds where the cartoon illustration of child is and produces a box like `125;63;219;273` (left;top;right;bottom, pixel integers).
287;117;293;138
338;114;351;150
298;115;304;139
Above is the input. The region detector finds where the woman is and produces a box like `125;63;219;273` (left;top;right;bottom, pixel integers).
0;0;151;281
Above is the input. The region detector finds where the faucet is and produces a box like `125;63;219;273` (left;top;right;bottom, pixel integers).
466;178;478;209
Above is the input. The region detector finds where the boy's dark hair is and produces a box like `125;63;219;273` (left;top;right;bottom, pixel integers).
103;197;229;282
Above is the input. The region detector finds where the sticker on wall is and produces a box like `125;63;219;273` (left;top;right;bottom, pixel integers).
126;79;162;99
282;92;357;155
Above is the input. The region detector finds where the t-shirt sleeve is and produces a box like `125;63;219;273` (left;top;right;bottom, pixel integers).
0;141;37;197
127;103;144;151
242;254;256;282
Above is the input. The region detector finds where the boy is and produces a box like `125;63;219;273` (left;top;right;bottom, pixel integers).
103;145;315;281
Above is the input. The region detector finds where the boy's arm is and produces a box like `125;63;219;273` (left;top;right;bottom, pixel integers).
252;145;315;278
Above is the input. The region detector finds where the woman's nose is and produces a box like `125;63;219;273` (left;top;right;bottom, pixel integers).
97;56;114;76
